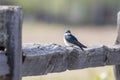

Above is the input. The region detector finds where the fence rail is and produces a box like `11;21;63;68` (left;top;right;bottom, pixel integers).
0;6;120;80
1;44;120;77
22;44;120;76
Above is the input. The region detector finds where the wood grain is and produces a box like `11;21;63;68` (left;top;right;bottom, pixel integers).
4;6;23;80
0;51;9;76
22;43;120;76
113;11;120;80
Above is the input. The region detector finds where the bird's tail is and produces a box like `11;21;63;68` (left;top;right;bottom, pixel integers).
78;43;87;51
82;44;87;48
79;42;87;48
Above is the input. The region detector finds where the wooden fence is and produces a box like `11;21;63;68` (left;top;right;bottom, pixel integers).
0;6;120;80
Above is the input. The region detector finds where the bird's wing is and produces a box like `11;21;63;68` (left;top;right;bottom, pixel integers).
78;41;87;48
65;34;87;48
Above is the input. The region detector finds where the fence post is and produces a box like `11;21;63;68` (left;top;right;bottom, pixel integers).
0;6;23;80
114;11;120;80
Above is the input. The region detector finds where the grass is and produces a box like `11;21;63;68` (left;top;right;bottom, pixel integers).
22;22;116;80
23;67;115;80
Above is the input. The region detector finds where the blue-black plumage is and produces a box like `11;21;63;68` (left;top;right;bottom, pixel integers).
64;30;87;51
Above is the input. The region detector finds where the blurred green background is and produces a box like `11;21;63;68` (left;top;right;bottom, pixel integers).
1;0;120;25
1;0;119;80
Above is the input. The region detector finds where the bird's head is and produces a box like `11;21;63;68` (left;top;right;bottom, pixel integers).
65;30;71;33
65;30;71;35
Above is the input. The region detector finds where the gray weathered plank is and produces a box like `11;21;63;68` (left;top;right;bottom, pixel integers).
0;7;8;47
4;6;23;80
22;43;120;76
1;43;120;77
114;11;120;80
0;51;9;76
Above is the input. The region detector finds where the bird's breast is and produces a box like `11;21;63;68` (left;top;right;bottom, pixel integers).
63;37;74;46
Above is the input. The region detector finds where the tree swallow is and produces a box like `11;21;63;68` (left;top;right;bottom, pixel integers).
64;30;87;51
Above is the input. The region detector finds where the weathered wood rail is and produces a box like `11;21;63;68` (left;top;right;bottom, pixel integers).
0;6;120;80
2;43;120;77
0;51;9;75
0;6;22;80
22;44;120;76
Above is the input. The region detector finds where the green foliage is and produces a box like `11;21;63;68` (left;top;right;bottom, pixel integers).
0;0;119;24
16;0;68;14
15;0;119;14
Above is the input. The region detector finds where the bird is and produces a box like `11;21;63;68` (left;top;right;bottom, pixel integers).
64;30;87;51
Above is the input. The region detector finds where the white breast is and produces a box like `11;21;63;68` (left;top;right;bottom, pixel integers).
63;37;74;46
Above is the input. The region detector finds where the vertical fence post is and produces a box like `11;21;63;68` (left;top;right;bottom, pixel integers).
114;11;120;80
1;6;23;80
